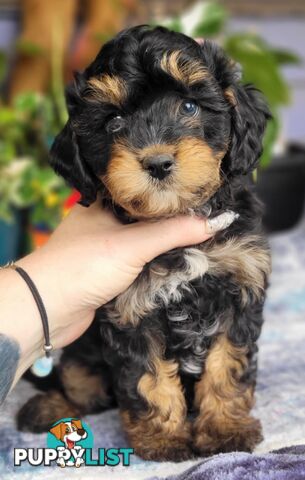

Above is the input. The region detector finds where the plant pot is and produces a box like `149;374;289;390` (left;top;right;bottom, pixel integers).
256;145;305;233
0;211;22;266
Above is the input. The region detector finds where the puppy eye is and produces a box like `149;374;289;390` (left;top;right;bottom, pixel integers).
106;115;124;134
180;100;199;117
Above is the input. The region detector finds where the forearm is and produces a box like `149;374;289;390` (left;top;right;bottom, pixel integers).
0;246;94;403
0;266;43;402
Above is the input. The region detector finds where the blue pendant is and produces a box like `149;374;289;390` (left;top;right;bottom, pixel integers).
31;356;53;377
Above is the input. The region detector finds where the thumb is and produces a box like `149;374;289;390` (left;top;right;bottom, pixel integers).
125;211;239;264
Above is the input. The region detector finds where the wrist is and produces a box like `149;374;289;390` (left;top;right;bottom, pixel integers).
0;267;43;380
16;248;94;349
17;249;65;332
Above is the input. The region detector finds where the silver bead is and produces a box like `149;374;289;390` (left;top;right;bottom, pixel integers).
43;343;53;352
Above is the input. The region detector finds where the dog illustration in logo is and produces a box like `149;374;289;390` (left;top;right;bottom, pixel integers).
49;419;87;467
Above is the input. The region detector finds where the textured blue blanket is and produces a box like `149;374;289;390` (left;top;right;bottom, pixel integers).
154;446;305;480
1;217;305;479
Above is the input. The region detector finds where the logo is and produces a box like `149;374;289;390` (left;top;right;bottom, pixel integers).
47;418;93;467
14;417;134;468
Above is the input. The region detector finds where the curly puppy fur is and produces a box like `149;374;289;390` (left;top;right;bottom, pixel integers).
18;26;271;461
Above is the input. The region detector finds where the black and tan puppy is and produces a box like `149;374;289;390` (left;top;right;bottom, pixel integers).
18;26;271;461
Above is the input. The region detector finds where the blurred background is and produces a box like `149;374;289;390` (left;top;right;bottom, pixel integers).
0;0;304;265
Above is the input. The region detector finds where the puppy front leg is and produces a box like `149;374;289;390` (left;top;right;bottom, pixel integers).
193;334;262;454
119;358;193;462
17;360;111;432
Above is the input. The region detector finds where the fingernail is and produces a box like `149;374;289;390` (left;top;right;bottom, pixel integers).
207;210;239;233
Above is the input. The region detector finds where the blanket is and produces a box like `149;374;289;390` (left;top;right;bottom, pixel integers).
156;446;305;480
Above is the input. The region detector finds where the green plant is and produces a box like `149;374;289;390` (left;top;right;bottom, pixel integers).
160;1;300;168
0;49;70;229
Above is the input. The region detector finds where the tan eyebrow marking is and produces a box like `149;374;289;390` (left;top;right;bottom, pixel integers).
86;74;127;106
224;87;237;107
160;50;209;86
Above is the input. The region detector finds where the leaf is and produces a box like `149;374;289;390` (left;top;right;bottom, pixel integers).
192;3;227;38
167;17;183;34
270;48;300;65
260;113;280;169
224;33;290;107
13;92;42;114
0;107;18;126
0;141;16;164
157;16;183;33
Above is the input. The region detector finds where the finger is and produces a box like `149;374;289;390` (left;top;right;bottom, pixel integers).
124;211;239;264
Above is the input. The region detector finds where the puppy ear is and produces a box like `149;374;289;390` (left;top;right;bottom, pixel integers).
49;120;100;207
223;84;271;176
71;419;82;430
49;423;63;440
200;40;271;176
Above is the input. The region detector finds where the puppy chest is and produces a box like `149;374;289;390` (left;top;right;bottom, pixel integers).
106;235;270;328
105;247;209;327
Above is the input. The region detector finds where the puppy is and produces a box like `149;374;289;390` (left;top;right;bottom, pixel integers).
18;26;271;462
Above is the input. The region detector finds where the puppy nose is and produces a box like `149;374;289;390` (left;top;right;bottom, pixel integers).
77;428;85;436
143;154;174;180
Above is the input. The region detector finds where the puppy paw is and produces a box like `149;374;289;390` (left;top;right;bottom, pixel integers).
135;436;195;462
122;409;193;462
16;391;80;432
193;417;263;455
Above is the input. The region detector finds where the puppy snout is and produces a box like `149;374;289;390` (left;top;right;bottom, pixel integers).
143;154;174;180
77;428;86;436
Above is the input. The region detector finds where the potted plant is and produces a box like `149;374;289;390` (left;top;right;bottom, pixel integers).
0;27;76;264
159;2;304;232
0;90;71;263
